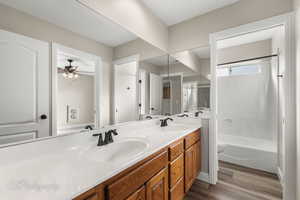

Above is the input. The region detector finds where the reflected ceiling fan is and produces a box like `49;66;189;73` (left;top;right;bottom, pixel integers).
58;59;80;79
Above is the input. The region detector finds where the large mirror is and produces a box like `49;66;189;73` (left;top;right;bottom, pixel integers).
172;47;211;113
0;1;211;147
0;1;162;146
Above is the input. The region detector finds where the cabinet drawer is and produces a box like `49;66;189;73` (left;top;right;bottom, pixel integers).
125;186;145;200
169;154;184;188
169;178;184;200
169;139;184;161
73;185;104;200
185;129;200;149
107;151;168;200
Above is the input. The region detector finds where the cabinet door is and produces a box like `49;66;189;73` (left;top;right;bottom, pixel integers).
184;146;195;192
126;186;146;200
146;167;169;200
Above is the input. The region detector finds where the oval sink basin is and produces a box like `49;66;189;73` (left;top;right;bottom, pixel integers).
88;138;149;164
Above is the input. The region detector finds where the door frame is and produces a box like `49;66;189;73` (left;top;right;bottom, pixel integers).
51;43;103;135
113;55;140;124
209;13;296;200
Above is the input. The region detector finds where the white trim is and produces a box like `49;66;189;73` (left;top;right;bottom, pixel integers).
113;55;140;124
197;172;210;183
277;167;284;188
209;13;297;200
58;123;93;130
51;43;103;135
113;54;139;65
160;72;183;77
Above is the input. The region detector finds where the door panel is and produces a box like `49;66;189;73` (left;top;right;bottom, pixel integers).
149;73;162;115
0;29;50;144
146;167;168;200
114;61;138;123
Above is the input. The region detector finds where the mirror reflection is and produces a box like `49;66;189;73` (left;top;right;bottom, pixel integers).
137;46;211;120
56;49;100;135
0;0;211;146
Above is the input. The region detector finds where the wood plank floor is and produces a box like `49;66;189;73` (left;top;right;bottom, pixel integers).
184;161;282;200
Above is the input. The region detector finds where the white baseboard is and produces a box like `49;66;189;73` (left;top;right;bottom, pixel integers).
277;167;284;188
197;172;210;183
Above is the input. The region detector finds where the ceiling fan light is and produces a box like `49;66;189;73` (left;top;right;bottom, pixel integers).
67;73;74;79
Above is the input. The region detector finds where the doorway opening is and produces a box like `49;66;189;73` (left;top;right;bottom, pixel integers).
210;14;296;200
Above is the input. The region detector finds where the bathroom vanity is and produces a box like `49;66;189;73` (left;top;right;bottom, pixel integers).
0;118;202;200
73;129;201;200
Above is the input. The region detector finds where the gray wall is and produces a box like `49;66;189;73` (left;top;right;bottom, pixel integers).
57;74;95;127
169;0;293;52
217;39;272;64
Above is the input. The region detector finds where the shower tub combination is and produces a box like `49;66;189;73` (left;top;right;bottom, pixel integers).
218;134;277;173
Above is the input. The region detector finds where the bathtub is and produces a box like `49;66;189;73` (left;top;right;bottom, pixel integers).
218;134;277;173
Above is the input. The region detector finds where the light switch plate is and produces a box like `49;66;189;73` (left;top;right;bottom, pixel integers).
67;105;79;123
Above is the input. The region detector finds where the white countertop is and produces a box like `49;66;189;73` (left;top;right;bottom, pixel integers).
0;118;202;200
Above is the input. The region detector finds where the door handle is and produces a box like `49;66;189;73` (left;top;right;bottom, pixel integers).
40;114;47;120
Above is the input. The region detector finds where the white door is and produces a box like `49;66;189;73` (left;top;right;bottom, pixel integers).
114;61;138;123
149;73;162;115
0;30;50;145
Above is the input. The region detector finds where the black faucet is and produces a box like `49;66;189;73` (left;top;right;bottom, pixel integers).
178;114;189;118
145;116;153;120
85;125;93;130
160;118;173;127
92;133;105;146
195;111;203;117
93;129;118;146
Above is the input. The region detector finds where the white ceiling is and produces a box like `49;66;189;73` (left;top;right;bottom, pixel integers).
217;26;284;49
0;0;137;47
141;0;240;26
144;55;178;67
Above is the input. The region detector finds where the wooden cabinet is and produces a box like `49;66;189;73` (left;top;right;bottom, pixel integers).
185;130;200;149
74;129;201;200
73;185;104;200
184;129;201;193
169;178;184;200
195;141;201;175
146;167;169;200
169;154;184;188
107;151;168;200
126;186;146;200
184;145;196;192
169;139;184;161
